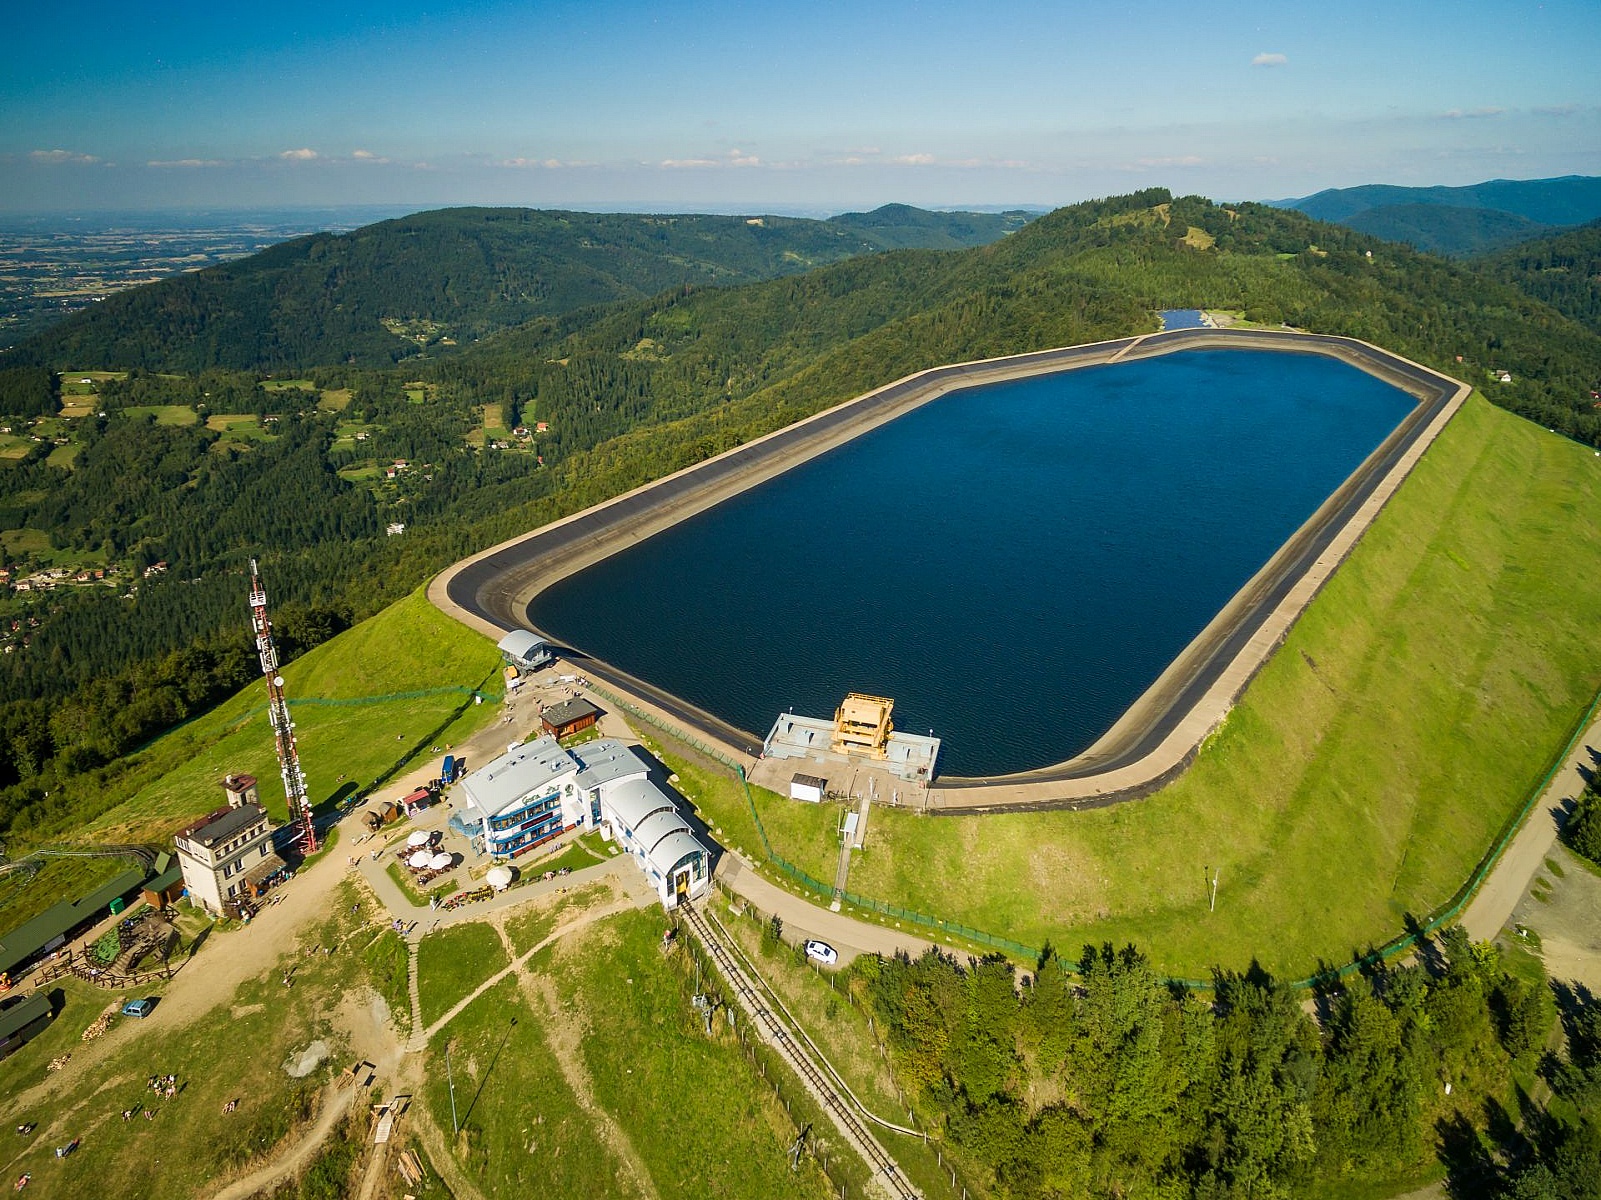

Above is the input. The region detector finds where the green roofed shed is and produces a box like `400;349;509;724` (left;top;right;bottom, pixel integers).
0;991;53;1059
0;866;148;977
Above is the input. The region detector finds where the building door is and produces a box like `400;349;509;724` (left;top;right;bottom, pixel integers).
674;869;691;904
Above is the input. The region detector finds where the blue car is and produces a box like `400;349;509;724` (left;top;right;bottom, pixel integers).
120;998;155;1018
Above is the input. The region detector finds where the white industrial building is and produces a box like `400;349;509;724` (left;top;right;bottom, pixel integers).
450;735;711;908
498;629;555;675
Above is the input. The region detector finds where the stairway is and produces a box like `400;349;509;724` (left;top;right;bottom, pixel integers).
405;943;423;1050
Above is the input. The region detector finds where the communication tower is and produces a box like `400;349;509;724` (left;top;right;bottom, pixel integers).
249;558;317;852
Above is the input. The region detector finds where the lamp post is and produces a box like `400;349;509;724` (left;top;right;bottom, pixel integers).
446;1042;459;1135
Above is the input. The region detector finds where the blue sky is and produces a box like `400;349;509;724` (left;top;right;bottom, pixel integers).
3;0;1597;213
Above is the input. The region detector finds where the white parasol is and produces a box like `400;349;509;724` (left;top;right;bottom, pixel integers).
408;850;432;869
486;866;514;890
429;852;453;871
406;830;430;848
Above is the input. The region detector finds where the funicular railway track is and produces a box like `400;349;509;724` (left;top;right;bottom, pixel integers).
677;902;921;1199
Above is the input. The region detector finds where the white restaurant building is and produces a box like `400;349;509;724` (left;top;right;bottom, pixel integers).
449;735;711;908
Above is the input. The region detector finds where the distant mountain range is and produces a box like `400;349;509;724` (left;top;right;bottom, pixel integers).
1269;175;1601;257
4;205;1032;373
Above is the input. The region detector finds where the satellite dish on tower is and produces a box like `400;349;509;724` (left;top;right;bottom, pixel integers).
273;676;285;687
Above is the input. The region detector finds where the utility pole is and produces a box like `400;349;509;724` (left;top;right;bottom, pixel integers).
446;1041;460;1135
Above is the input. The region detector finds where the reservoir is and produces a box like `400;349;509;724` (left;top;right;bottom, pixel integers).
528;347;1417;777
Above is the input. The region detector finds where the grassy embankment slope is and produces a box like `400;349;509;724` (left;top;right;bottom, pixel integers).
842;393;1601;978
419;906;843;1200
72;588;501;846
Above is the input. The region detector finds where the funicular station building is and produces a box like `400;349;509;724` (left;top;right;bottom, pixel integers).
451;736;711;908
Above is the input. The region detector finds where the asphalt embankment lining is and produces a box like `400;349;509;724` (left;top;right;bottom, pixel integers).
430;327;1470;812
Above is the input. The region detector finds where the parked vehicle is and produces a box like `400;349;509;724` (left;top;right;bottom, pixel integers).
803;940;838;966
120;998;155;1019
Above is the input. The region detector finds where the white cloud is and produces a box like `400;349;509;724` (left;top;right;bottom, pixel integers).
890;153;936;165
1135;155;1205;168
1531;103;1580;117
30;148;100;164
147;158;224;168
1251;53;1288;67
278;147;319;160
1441;107;1504;119
350;149;391;163
500;157;567;169
658;148;763;169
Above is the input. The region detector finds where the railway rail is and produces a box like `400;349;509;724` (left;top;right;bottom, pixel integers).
678;902;921;1199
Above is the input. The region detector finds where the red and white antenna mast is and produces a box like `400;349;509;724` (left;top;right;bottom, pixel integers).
249;558;316;852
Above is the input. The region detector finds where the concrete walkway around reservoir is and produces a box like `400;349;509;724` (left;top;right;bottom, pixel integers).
431;327;1470;813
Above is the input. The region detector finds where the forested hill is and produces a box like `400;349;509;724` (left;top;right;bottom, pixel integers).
1269;175;1601;258
828;203;1034;249
1276;175;1601;227
441;189;1601;453
1339;204;1557;258
1480;220;1601;336
0;205;1024;375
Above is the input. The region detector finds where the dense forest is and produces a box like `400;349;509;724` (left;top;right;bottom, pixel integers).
860;929;1599;1198
1483;222;1601;337
1281;176;1601;227
0;189;1598;842
1340;204;1558;258
0;205;1031;374
1274;175;1601;259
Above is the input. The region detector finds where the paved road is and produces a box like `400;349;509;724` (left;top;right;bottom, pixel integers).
1459;716;1598;942
714;853;939;965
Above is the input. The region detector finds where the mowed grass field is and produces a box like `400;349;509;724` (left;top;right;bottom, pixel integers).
837;394;1601;978
419;908;838;1200
77;589;503;845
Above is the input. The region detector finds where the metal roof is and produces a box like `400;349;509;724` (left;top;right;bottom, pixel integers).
631;809;687;856
0;991;51;1041
648;829;708;875
604;778;677;832
0;867;148;976
459;735;577;819
572;739;649;790
497;629;550;664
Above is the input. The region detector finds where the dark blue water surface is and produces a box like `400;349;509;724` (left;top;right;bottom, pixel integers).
1159;309;1208;329
529;349;1414;776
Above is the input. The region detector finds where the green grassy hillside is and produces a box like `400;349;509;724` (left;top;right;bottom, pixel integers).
840;395;1601;977
58;589;501;846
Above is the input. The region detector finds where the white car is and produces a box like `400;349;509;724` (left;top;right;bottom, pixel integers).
803;939;838;966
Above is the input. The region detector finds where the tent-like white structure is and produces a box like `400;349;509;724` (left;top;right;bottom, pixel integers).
408;850;432;869
429;852;453;871
406;830;430;848
486;866;514;890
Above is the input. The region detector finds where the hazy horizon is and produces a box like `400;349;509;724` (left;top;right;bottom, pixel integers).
5;0;1598;214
